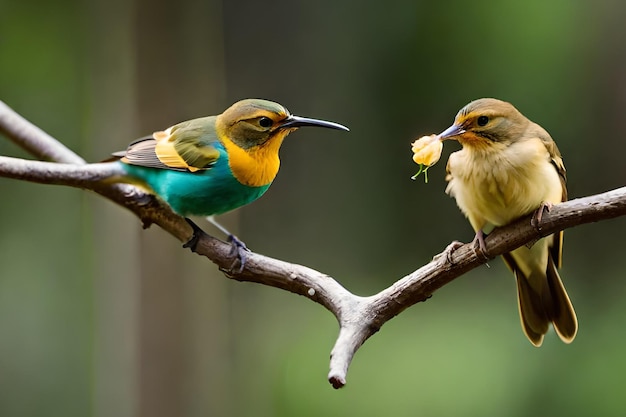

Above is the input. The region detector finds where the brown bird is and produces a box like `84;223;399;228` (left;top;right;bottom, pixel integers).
439;98;577;347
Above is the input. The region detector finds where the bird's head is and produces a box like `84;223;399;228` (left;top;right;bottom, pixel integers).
438;98;530;147
216;99;348;151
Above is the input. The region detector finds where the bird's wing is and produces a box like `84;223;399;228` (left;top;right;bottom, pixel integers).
119;135;182;170
536;128;567;268
544;139;567;197
121;117;221;173
531;123;566;186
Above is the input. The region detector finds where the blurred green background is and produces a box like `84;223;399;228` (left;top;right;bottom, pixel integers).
1;0;626;416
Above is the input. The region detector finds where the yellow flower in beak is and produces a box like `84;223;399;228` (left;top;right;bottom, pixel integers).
411;134;443;182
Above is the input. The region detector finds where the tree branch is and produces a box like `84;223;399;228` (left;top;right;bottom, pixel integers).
0;101;86;165
1;99;625;389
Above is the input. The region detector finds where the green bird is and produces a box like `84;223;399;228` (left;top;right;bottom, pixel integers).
114;98;348;266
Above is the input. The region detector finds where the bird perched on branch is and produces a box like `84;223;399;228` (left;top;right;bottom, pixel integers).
439;98;577;347
113;98;349;268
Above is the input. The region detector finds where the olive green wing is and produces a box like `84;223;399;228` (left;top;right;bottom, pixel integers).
121;116;221;173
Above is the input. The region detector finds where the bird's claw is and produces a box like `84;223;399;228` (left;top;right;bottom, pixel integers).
472;230;490;261
223;234;250;275
182;217;249;275
182;218;204;253
531;202;553;230
434;240;465;265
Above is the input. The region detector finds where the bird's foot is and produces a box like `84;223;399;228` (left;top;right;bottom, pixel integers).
531;202;553;230
182;218;205;253
434;240;465;265
203;216;250;275
471;230;490;261
183;218;249;274
222;234;250;275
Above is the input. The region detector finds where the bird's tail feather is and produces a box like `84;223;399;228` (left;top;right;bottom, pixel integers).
512;256;577;347
546;256;578;343
515;269;549;347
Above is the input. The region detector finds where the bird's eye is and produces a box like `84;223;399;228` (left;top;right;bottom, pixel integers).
259;117;273;128
477;116;489;126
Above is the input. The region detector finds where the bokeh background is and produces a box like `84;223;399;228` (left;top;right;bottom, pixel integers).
1;0;626;416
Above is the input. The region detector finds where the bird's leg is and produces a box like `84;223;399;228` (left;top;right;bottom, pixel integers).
206;216;250;274
225;235;249;274
182;217;205;253
472;230;490;261
525;202;554;249
531;202;553;230
434;230;491;266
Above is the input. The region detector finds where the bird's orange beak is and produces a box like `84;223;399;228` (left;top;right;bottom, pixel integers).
438;124;465;140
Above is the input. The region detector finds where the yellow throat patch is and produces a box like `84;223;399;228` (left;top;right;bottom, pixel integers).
219;131;288;187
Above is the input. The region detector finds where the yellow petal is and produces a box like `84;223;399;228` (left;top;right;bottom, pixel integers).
411;134;443;166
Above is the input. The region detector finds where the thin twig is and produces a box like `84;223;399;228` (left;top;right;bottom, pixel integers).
0;101;85;164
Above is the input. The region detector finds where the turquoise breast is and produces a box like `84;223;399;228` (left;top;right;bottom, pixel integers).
119;156;271;217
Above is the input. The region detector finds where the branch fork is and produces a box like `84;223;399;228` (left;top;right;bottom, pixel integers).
1;100;625;388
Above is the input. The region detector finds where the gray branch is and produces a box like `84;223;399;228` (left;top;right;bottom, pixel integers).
0;101;86;165
1;99;625;389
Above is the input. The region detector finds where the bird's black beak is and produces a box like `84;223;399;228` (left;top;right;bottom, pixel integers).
280;115;349;131
438;124;465;140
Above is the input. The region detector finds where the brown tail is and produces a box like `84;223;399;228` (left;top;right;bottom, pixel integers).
545;256;578;343
505;253;577;347
515;268;549;346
